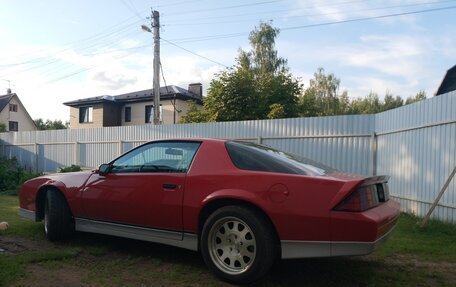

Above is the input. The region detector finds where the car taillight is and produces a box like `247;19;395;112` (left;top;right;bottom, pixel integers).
377;183;390;202
334;185;380;212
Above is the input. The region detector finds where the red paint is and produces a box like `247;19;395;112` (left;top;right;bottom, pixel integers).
18;138;400;243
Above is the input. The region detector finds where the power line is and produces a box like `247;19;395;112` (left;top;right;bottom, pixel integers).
160;37;229;68
38;52;136;87
168;0;284;16
164;4;456;45
164;0;367;22
281;5;456;31
166;32;245;43
5;3;455;85
0;15;146;65
164;0;456;27
119;0;145;20
160;61;181;123
0;28;146;78
34;43;149;79
155;0;206;9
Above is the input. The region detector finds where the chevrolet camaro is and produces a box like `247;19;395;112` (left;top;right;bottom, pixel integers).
18;138;400;283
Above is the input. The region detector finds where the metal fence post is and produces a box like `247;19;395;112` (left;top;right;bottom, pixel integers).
74;142;79;166
369;132;377;176
118;140;123;155
34;143;39;172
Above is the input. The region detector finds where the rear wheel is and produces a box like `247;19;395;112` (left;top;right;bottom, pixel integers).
44;189;74;241
201;205;276;284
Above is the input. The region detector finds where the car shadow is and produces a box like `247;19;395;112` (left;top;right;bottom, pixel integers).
62;232;385;286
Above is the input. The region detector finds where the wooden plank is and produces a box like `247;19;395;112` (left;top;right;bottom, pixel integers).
421;165;456;227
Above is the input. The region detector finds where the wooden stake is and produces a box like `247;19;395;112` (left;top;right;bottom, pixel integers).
421;165;456;227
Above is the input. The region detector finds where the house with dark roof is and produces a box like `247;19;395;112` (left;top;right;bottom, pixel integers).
436;65;456;96
0;91;37;132
64;83;203;129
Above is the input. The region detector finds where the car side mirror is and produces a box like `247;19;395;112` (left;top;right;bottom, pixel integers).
98;164;111;176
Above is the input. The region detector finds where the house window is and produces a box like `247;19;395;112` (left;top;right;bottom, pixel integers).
145;105;153;123
79;106;93;123
125;107;131;122
9;104;17;112
9;121;18;131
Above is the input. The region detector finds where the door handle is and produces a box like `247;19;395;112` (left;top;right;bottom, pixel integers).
162;183;178;190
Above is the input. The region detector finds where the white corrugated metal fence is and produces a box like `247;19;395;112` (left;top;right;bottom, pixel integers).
1;91;455;223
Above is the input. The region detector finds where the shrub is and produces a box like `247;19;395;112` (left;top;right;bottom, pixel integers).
0;157;42;194
59;165;82;173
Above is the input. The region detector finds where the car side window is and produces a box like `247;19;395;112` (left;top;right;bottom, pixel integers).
110;141;201;173
225;141;337;175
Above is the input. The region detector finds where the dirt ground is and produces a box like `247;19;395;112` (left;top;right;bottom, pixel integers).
1;235;455;287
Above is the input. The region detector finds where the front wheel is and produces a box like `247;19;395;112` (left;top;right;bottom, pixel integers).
201;206;277;284
44;189;74;241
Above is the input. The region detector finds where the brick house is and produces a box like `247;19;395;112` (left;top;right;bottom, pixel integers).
64;83;203;129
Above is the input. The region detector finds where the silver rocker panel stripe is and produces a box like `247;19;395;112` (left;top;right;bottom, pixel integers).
74;218;198;251
18;208;37;221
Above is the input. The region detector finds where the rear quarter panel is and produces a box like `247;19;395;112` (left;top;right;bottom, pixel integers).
183;140;348;241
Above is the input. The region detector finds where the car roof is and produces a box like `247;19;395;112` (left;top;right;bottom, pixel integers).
148;138;229;143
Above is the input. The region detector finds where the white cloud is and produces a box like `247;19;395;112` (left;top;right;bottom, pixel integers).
287;0;426;24
279;30;451;98
0;41;229;121
91;70;137;90
336;35;425;82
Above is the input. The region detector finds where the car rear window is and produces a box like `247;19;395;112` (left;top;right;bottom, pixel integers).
225;141;337;175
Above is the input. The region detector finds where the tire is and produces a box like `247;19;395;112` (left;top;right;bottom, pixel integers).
201;205;276;284
44;189;74;241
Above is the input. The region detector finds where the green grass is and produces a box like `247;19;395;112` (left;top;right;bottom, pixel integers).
377;213;456;262
0;195;45;239
0;248;81;286
1;194;455;286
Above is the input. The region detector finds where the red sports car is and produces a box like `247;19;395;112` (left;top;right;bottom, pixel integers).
18;138;400;283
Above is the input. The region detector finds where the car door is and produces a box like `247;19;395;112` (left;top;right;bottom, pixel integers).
80;140;201;237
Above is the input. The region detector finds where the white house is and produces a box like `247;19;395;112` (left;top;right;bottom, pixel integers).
0;91;37;132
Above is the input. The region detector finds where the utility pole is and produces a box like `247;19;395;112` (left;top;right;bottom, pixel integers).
152;10;160;125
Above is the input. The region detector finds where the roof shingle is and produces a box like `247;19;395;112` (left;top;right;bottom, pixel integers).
63;85;202;107
0;94;14;113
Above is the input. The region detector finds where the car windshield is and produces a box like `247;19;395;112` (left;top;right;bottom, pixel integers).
225;141;338;176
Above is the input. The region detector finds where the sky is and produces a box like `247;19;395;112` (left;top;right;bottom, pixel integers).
0;0;455;122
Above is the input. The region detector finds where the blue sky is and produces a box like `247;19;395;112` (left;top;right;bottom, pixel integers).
0;0;455;121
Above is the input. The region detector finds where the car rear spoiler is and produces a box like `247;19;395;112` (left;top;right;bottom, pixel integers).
358;175;390;187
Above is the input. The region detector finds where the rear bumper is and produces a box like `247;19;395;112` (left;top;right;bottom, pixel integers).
330;220;397;256
18;208;36;221
281;199;400;259
281;222;397;259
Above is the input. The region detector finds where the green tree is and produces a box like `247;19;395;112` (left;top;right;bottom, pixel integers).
267;103;286;119
0;123;6;132
205;60;259;121
348;91;406;114
299;68;347;116
382;92;404;111
349;92;382;114
179;101;209;123
248;22;287;74
204;22;302;121
34;118;69;130
405;90;426;105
